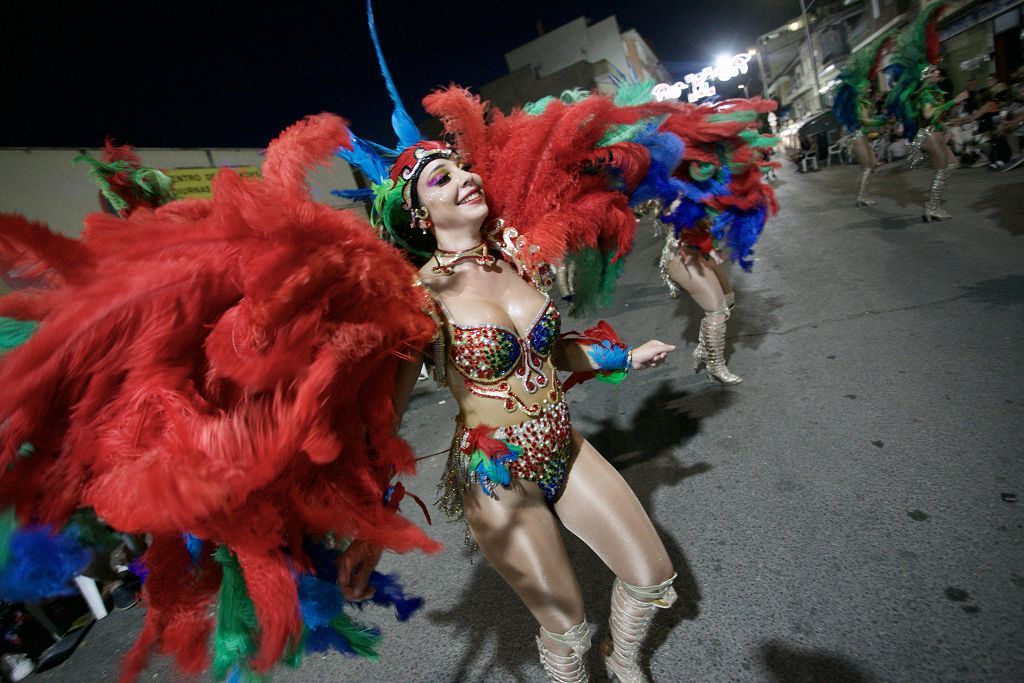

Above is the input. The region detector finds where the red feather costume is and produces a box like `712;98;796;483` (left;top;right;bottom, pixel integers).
0;113;440;680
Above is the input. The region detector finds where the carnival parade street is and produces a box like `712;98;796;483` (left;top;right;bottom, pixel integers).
31;158;1024;682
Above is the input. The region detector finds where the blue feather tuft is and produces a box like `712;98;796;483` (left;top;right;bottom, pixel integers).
336;132;393;186
367;0;423;150
183;532;204;565
298;575;345;629
305;625;355;655
0;526;90;602
303;538;341;584
367;572;424;622
332;188;376;201
128;557;149;584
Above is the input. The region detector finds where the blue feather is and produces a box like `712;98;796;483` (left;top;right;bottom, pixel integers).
335;132;393;185
305;625;356;655
303;538;341;584
298;575;345;629
183;532;204;565
0;526;90;602
367;0;423;150
831;84;861;130
367;572;424;622
331;188;376;201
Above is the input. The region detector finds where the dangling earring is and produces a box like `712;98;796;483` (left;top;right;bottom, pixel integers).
412;207;431;234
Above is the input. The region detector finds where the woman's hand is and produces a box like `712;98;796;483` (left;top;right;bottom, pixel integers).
337;539;384;601
630;340;676;370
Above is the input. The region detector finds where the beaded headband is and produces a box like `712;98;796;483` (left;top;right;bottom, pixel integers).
394;144;455;212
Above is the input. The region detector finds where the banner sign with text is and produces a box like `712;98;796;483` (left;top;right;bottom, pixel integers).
167;166;261;200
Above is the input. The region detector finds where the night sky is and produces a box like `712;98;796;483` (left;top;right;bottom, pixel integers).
1;1;797;149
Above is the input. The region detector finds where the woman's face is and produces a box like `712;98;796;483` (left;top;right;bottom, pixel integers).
414;157;487;230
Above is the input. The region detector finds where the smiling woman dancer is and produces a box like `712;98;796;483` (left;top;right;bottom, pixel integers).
401;141;678;682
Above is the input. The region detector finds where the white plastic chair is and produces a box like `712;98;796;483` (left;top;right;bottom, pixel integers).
826;135;848;167
800;151;819;172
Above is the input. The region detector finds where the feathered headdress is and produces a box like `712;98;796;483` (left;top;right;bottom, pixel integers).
884;1;949;138
832;31;894;130
333;0;447;258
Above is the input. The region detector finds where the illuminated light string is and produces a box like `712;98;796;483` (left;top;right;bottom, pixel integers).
653;51;755;103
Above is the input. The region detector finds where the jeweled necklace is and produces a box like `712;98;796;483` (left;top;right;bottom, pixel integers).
431;241;495;275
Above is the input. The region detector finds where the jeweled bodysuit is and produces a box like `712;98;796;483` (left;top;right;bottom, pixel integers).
433;291;574;524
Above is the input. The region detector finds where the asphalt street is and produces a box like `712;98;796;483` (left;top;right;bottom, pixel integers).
36;158;1024;682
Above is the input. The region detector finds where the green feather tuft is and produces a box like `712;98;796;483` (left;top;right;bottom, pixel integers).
596;369;628;384
330;611;381;661
0;318;39;355
0;508;17;571
707;111;759;124
612;81;656;107
566;248;625;317
523;97;556;115
212;546;261;682
370;178;433;259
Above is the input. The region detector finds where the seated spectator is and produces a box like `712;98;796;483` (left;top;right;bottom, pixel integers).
995;71;1024;171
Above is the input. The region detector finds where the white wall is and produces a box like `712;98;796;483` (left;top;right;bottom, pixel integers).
504;16;628;79
0;148;364;238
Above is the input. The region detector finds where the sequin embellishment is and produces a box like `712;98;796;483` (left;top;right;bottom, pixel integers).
438;400;573;534
448;297;560;416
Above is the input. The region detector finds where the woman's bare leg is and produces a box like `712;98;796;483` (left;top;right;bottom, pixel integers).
922;131;954;220
706;259;734;309
463;482;587;665
554;433;673;587
555;433;677;680
663;253;726;312
851;135;879;205
664;253;742;384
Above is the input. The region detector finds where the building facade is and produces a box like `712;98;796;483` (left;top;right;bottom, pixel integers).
479;16;672;113
938;0;1023;92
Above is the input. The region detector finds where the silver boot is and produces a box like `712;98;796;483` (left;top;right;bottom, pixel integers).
603;575;677;682
693;307;742;384
537;620;591;683
923;167;952;221
856;168;876;207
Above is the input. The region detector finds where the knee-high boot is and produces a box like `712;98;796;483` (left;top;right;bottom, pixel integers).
693;307;742;384
856;168;876;206
537;620;591;683
603;575;677;682
923;166;952;221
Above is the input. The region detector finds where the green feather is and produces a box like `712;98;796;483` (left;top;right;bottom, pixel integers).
707;111;759;124
0;508;17;571
212;546;260;682
596;369;628;385
524;96;556;115
0;318;38;354
566;248;625;316
613;81;656;107
330;611;381;661
370;178;433;259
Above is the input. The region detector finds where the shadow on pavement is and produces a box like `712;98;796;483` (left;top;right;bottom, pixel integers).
730;289;784;352
759;639;876;682
669;284;783;355
971;184;1024;236
959;274;1024;305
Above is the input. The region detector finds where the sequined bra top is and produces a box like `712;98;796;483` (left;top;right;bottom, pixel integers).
445;297;562;416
